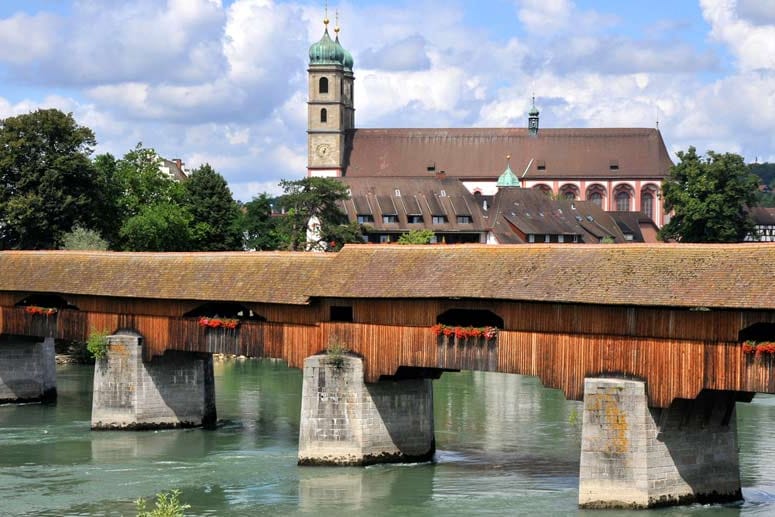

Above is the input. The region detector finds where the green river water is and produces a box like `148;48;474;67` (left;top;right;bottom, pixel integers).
1;359;775;516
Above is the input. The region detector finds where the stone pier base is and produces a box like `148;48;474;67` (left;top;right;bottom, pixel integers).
579;378;743;509
0;336;56;403
91;334;216;430
298;354;435;466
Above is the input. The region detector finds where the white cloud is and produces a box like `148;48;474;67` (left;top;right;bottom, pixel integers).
0;13;59;64
701;0;775;71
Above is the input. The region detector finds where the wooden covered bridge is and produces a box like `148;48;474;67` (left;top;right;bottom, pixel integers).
1;244;774;509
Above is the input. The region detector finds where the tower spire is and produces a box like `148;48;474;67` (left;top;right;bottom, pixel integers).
324;0;329;27
528;95;540;136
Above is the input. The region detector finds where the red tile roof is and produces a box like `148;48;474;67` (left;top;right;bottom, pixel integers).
344;128;673;180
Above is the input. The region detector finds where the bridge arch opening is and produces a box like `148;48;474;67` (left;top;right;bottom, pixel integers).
436;309;503;328
183;302;266;321
739;322;775;342
15;294;78;310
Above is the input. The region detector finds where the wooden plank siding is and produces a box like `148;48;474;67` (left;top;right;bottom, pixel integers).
2;298;775;408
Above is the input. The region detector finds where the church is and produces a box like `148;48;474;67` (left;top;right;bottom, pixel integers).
306;18;671;244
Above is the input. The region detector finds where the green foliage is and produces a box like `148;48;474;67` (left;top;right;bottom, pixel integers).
242;193;280;250
119;202;193;251
136;489;190;517
749;162;775;187
397;229;435;245
659;147;759;243
0;109;101;249
183;164;243;250
327;341;350;369
86;329;109;360
600;236;615;244
275;177;363;251
60;226;109;250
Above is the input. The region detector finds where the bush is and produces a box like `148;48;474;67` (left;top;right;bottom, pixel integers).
136;489;190;517
327;341;349;369
86;329;109;360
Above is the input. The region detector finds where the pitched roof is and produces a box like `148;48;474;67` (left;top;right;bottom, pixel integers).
344;128;673;180
310;244;775;310
0;251;331;305
486;188;625;243
1;244;773;310
338;176;486;233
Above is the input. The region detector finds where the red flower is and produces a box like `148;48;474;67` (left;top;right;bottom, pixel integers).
199;317;239;329
24;306;58;316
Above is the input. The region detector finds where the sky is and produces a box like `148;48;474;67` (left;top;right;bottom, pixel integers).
0;0;773;201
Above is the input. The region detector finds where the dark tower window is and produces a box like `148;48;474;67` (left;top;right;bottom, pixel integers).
320;108;327;123
319;77;329;94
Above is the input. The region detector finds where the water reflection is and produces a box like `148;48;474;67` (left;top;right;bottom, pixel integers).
0;360;774;515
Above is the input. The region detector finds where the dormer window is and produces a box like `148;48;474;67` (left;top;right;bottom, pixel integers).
609;160;619;170
394;189;401;197
537;160;546;171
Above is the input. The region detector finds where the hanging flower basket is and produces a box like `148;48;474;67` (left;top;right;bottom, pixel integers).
198;317;239;330
24;306;58;316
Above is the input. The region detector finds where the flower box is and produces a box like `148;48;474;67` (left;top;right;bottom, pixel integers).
24;306;58;316
198;317;239;330
431;324;498;344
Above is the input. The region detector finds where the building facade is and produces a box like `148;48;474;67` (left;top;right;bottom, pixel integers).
306;19;672;228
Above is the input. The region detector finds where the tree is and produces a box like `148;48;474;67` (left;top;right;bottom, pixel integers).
60;226;109;250
242;193;280;250
275;177;363;251
118;202;193;252
397;229;435;244
183;163;243;251
659;147;759;243
0;109;100;249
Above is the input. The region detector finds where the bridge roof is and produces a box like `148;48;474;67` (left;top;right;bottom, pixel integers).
0;251;331;305
312;244;775;310
0;244;773;310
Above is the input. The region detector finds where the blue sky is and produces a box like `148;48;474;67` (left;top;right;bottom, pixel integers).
0;0;773;200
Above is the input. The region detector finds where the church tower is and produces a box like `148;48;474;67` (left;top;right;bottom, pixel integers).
307;14;354;178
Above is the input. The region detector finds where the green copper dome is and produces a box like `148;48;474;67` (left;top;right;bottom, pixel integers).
337;35;354;71
309;26;345;65
497;158;520;188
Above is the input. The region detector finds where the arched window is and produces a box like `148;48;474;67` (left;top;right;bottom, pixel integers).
320;108;327;124
641;191;654;220
616;191;631;211
319;77;329;94
559;184;579;200
586;184;607;208
532;184;552;197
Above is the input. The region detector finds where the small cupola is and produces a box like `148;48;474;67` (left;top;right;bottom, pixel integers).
528;96;540;136
497;155;520;188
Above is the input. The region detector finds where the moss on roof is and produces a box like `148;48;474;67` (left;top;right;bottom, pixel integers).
1;244;773;310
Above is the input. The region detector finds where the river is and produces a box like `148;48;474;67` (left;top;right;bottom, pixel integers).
1;359;775;516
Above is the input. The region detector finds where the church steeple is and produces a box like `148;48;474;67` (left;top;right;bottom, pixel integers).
307;11;355;178
528;96;539;136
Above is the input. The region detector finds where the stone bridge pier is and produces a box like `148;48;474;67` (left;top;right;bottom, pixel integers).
91;334;216;430
579;378;750;509
298;354;435;466
0;336;56;403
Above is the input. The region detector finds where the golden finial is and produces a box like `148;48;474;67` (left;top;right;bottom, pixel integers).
506;154;511;161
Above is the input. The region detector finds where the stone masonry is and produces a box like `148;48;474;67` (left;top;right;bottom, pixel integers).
579;378;742;509
91;334;216;430
0;336;56;403
298;354;435;466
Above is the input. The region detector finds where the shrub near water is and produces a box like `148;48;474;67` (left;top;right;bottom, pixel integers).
135;489;190;517
86;329;109;360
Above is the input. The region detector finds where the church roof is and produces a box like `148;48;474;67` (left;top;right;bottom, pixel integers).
343;127;672;180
